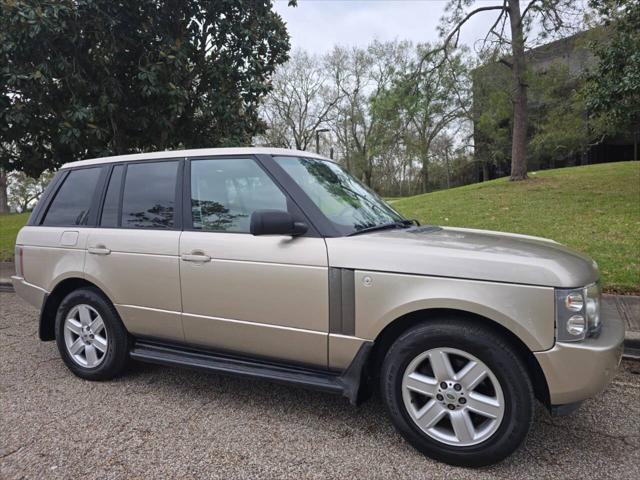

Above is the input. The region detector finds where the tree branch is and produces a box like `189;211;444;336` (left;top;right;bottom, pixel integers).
418;4;507;76
498;58;513;69
483;1;508;45
442;5;508;52
520;0;540;23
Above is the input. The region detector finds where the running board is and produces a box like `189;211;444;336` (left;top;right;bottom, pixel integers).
130;340;373;405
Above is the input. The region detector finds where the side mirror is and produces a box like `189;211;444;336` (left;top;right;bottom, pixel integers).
250;210;308;237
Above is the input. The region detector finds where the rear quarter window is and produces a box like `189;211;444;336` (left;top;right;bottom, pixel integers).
41;168;102;226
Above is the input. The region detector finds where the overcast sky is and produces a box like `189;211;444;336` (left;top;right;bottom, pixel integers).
273;0;514;55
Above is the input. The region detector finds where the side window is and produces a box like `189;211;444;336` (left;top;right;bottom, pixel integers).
42;167;102;226
100;165;124;227
190;158;287;232
121;161;179;229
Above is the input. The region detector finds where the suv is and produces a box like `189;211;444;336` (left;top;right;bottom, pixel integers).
12;148;624;466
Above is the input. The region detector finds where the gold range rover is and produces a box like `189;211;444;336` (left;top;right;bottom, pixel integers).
12;148;624;467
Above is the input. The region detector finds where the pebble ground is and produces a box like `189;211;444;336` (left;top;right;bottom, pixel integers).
2;292;639;479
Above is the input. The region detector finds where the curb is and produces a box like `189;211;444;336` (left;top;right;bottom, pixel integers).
625;330;640;351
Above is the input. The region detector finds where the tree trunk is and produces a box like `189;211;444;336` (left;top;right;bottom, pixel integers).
363;164;373;187
508;0;528;181
482;160;490;182
0;168;9;213
421;163;429;193
444;151;451;189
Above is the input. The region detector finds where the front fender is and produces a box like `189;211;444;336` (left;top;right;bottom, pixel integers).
354;271;555;352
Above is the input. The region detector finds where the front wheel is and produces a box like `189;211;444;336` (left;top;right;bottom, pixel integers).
380;318;534;467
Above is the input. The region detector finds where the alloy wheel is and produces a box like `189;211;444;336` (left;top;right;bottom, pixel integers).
401;347;505;447
63;304;108;368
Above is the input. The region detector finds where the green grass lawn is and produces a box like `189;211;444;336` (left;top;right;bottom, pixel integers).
1;161;638;293
393;161;640;294
0;212;30;262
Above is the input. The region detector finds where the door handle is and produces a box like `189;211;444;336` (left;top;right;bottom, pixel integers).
88;246;111;255
181;253;211;263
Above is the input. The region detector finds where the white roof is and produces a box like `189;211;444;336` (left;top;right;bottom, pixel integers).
60;147;329;169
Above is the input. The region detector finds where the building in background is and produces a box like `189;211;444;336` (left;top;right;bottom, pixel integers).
472;29;637;181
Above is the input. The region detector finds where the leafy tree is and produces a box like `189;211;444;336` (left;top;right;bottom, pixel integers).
429;0;585;180
586;0;640;158
326;41;412;187
473;66;512;180
372;45;470;193
7;170;54;212
474;29;608;176
529;64;595;166
0;0;291;211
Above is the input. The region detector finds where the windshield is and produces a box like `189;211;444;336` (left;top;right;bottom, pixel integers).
273;156;406;235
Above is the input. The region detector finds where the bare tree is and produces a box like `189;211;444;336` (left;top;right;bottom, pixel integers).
261;50;341;151
428;0;584;181
327;41;411;187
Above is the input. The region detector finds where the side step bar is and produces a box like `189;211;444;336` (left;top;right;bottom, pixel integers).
130;340;373;405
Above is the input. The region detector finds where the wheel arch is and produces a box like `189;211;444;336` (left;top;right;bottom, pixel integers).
39;277;114;341
364;308;550;407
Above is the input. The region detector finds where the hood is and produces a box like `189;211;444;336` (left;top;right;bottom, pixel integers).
325;226;599;288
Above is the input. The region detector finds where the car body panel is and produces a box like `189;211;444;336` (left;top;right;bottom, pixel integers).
326;226;599;289
84;228;183;342
349;270;556;351
15;226;88;292
179;232;329;366
11;276;47;309
535;312;625;404
329;334;368;369
60;147;328;170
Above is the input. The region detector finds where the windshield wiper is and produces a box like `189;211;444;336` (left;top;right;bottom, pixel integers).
348;220;412;236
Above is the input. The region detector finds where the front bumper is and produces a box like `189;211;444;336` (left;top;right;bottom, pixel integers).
535;312;625;406
11;275;47;309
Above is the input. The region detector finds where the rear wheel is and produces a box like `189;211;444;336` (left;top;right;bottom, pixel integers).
380;318;534;467
55;288;130;380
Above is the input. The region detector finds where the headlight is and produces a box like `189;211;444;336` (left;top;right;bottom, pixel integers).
555;282;601;342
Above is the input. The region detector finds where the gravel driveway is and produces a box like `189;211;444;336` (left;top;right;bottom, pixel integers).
2;292;639;479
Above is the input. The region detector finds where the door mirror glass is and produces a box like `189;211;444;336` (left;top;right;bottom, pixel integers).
250;210;308;236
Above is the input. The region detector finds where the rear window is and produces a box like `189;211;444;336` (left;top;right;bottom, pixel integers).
121;161;178;229
42;168;102;226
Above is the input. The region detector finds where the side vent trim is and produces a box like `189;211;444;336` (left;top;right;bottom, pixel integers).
329;267;355;335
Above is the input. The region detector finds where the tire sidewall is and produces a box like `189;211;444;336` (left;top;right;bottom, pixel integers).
55;288;127;380
381;321;534;467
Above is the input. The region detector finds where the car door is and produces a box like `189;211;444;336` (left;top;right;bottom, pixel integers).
84;160;184;342
179;155;329;367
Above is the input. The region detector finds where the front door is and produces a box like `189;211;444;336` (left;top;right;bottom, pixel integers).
179;156;329;367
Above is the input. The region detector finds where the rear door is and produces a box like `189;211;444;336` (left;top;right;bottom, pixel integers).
84;160;184;342
179;155;329;367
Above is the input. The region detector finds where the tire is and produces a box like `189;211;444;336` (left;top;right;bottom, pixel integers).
380;318;534;467
55;287;130;380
